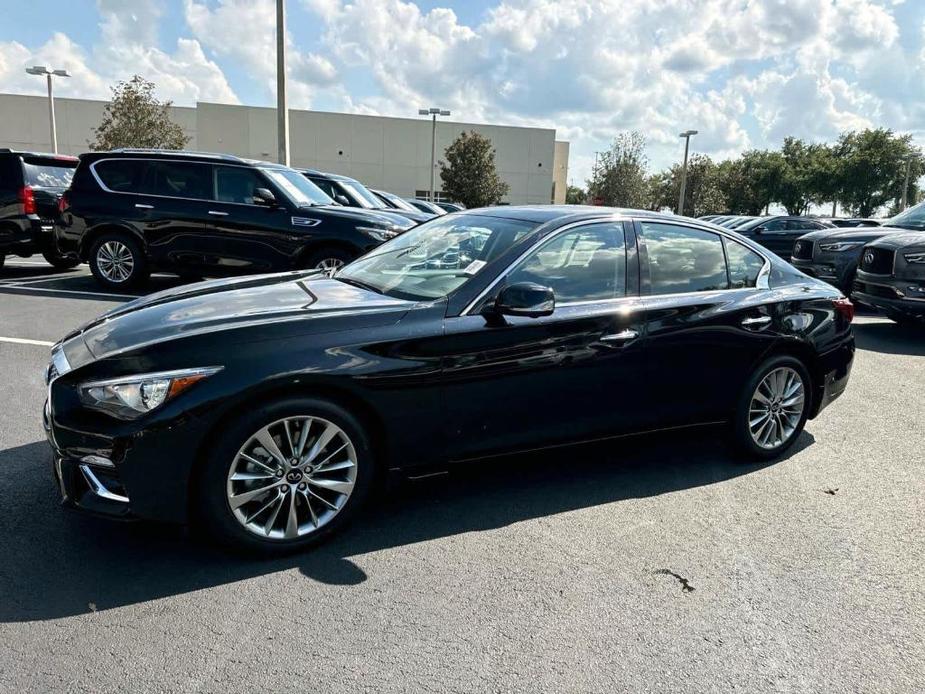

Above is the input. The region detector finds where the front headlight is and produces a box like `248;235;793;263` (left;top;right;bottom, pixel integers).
357;226;399;242
79;366;222;419
819;241;864;252
903;251;925;264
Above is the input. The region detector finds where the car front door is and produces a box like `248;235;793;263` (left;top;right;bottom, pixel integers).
635;219;778;426
440;220;649;460
199;165;300;273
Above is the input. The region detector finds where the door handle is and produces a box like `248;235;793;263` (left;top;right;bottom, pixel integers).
600;328;639;344
208;210;229;216
135;203;153;209
741;315;772;328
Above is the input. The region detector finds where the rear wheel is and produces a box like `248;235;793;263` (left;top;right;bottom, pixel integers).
196;397;375;554
303;247;356;276
41;249;80;270
89;233;149;290
732;355;810;460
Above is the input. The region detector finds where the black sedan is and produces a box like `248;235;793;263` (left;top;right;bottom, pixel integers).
734;216;835;258
44;206;855;553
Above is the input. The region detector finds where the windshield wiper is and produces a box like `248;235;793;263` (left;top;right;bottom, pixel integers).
336;276;383;294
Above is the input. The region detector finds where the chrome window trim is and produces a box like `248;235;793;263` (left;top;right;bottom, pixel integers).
89;157;289;208
460;216;632;316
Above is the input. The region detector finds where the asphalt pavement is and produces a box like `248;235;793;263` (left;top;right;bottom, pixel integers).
0;260;922;693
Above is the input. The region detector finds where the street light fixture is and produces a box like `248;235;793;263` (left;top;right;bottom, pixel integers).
25;66;70;154
419;107;451;203
677;129;698;216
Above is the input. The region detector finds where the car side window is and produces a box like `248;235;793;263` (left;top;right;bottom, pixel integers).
94;160;147;193
641;222;728;295
150;161;212;200
506;223;626;303
724;238;765;289
763;219;788;231
787;220;813;230
215;166;264;204
311;178;337;198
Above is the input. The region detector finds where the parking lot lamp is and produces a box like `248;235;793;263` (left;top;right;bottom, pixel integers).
901;157;912;211
276;0;290;166
677;129;698;216
25;66;70;154
419;107;451;203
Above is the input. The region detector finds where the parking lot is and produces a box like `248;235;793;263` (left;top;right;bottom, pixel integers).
0;258;922;692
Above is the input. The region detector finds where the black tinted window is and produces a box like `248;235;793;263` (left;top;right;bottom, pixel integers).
310;178;337;198
215;166;264;204
763;219;787;231
724;238;765;289
787;219;815;230
507;223;626;303
641;222;728;295
151;161;212;200
94;160;147;193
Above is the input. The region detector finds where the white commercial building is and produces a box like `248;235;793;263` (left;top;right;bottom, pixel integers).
0;93;570;205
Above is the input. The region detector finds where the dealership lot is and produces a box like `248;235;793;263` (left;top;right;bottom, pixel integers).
0;260;922;692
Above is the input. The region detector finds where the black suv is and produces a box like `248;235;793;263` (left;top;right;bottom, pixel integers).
853;232;925;325
57;150;414;289
0;149;80;269
299;169;433;224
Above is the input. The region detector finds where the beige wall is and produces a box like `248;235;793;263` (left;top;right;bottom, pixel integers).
0;93;568;205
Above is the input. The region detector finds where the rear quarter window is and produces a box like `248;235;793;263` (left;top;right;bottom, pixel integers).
724;238;766;288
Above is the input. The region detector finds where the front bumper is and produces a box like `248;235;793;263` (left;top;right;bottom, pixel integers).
791;256;855;292
853;274;925;319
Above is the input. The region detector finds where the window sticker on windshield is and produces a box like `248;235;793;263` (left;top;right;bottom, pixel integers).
464;259;486;275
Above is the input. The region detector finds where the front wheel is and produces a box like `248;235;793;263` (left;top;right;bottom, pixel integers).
731;356;811;461
302;247;356;276
41;249;80;270
196;397;375;554
89;233;149;290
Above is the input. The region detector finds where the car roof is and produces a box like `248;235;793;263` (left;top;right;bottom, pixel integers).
298;168;356;182
78;149;288;169
0;148;78;162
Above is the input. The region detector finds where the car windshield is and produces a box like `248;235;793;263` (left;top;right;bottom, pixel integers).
337;213;537;300
340;180;385;209
261;168;333;206
378;190;418;212
22;158;76;188
888;201;925;230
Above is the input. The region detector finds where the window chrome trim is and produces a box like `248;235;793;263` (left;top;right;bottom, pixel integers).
89;157;286;208
461;216;773;315
460;216;632;316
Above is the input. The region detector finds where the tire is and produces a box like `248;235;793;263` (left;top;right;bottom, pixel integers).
88;232;149;290
302;247;356;275
41;249;80;270
196;397;376;555
731;355;811;461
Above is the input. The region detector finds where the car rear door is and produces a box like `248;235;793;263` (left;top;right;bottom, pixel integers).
440;220;649;460
635;219;778;426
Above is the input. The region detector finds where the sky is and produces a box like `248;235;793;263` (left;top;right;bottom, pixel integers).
2;0;924;186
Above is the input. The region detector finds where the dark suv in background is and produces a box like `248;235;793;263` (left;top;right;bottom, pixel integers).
733;215;835;258
57;150;413;289
0;149;80;269
299;169;433;224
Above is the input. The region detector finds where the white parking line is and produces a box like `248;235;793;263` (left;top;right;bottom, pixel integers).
0;336;54;347
0;274;88;285
0;285;137;300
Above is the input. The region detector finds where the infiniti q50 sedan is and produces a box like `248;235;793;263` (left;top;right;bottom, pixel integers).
43;206;855;553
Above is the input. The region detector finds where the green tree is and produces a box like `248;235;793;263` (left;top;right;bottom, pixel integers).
649;154;726;217
586;132;651;208
439;131;509;208
835;128;925;217
565;185;586;205
715;150;783;215
90;75;189;151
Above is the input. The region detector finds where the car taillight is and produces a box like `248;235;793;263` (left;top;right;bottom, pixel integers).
17;186;36;215
58;191;70;214
833;297;854;323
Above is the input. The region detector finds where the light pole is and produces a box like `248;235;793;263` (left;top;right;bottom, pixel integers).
900;157;912;211
677;129;698;216
25;66;70;153
276;0;290;165
419;107;450;202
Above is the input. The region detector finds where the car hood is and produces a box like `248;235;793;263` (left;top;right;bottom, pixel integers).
313;204;412;228
865;231;925;250
66;272;415;360
797;226;909;243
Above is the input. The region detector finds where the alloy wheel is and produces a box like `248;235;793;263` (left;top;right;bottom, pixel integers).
748;366;805;450
96;240;135;283
226;416;357;540
315;257;345;276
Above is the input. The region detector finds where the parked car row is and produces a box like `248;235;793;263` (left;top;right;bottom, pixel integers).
0;147;464;288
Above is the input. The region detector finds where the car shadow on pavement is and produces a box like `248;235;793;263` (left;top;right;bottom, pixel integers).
0;429;813;622
852;320;925;356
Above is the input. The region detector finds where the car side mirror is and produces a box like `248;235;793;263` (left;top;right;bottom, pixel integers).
753;225;766;234
253;188;277;206
334;194;351;206
494;282;555;318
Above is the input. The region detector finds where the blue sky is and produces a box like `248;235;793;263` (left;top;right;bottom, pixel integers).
2;0;925;185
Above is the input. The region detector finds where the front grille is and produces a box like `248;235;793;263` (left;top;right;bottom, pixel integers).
860;247;894;274
854;281;900;300
792;240;814;260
